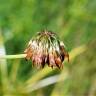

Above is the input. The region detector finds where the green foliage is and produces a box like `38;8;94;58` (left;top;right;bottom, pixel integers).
0;0;96;96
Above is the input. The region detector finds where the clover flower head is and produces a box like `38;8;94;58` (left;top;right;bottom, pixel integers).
24;30;69;69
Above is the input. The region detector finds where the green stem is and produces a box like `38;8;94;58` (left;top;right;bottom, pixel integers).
0;54;26;59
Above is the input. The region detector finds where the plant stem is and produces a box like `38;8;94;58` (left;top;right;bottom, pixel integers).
0;54;26;59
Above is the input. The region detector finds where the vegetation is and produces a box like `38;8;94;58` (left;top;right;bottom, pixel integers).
0;0;96;96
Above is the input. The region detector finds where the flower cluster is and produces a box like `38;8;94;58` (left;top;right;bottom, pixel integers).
24;30;69;69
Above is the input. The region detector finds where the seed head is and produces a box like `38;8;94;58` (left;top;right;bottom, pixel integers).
24;30;69;69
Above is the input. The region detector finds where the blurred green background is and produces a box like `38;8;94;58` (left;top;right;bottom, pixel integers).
0;0;96;96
